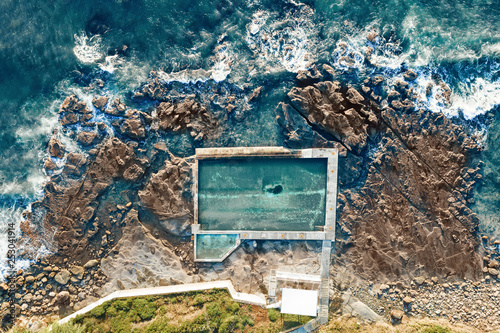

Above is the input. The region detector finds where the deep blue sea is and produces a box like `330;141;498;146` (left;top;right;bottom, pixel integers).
0;0;499;278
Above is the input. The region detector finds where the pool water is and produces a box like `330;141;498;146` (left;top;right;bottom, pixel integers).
195;234;239;260
198;157;328;231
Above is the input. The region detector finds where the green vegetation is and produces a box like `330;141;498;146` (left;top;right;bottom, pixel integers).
72;289;266;333
421;325;451;333
267;308;279;322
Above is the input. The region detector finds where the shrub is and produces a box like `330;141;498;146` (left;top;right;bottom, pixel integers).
113;299;131;312
193;294;205;306
132;298;156;321
225;301;240;314
90;305;106;318
49;322;86;333
207;303;221;318
218;315;240;333
268;309;280;322
106;304;118;317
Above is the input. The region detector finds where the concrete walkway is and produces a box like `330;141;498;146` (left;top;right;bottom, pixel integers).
58;280;266;325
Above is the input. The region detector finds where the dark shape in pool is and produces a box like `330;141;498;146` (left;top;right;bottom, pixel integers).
266;184;283;195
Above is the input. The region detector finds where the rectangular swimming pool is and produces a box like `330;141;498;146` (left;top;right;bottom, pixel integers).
197;157;328;231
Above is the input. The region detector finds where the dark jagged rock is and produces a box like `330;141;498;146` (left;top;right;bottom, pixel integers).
48;137;65;158
21;138;150;262
403;70;417;81
287;81;379;154
59;95;87;126
104;98;126;116
76;131;99;146
120;111;146;139
296;65;323;85
92;96;109;111
138;154;192;235
155;98;219;139
248;86;262;103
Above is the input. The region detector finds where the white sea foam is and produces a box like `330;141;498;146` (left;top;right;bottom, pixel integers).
157;39;233;83
446;78;500;119
211;43;233;82
99;54;122;73
98;55;151;90
324;21;500;120
331;40;365;71
0;205;33;282
73;32;104;64
404;70;500;119
482;42;500;57
245;4;316;73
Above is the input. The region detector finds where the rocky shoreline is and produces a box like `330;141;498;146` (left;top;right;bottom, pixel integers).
0;63;496;332
333;251;500;331
1;257;107;330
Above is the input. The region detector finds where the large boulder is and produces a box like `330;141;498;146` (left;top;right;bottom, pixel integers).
70;266;85;280
84;259;98;269
54;270;70;285
48;138;66;158
54;291;70;306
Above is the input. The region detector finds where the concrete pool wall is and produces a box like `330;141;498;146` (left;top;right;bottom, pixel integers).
192;147;338;262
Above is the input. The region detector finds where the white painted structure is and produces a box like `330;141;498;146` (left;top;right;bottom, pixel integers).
281;288;319;317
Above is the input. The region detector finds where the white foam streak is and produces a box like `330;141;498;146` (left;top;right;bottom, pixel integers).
245;6;316;73
73;32;104;64
448;78;500;119
158;39;233;84
0;206;33;282
412;73;500;119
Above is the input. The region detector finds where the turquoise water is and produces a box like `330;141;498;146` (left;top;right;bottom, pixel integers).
198;158;328;231
195;234;238;260
0;0;499;277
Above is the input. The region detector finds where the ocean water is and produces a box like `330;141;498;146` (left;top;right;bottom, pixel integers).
0;0;499;278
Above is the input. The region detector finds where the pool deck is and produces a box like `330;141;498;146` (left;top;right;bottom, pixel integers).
192;147;338;262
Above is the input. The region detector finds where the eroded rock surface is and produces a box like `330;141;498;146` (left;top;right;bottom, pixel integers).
287;81;379;154
21;138;150;262
336;106;483;281
139;155;192;235
155;99;219;140
281;73;484;282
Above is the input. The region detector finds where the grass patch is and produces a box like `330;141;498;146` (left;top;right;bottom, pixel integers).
319;316;484;333
71;288;278;333
421;326;451;333
266;308;313;331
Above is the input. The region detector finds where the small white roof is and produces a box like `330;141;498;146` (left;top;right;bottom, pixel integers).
281;288;318;317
